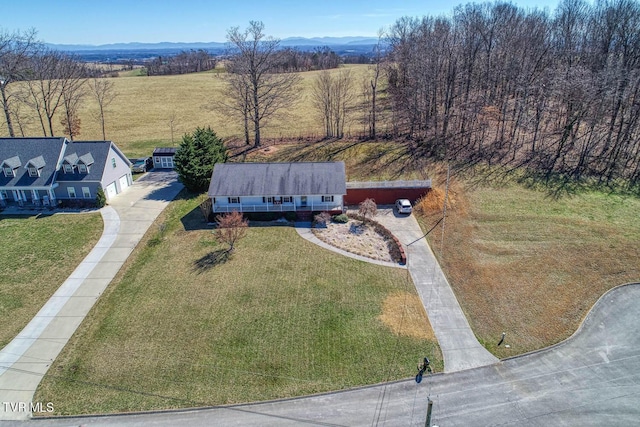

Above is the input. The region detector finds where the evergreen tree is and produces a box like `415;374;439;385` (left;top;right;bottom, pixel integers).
174;127;227;192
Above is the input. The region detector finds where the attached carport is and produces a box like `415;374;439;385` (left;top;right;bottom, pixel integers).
344;180;431;205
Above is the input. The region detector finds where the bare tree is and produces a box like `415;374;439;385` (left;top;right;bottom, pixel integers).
0;28;40;137
89;77;116;140
225;21;300;147
311;69;356;138
214;210;249;253
26;50;87;137
358;198;378;224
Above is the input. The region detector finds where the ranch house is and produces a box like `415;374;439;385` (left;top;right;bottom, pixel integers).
208;162;346;215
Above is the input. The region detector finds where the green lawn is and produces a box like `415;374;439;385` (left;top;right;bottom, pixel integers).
35;193;440;415
0;213;103;348
421;179;640;358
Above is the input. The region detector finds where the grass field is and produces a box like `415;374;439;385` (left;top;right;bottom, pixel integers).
420;177;640;358
1;65;374;158
34;192;440;415
0;213;103;348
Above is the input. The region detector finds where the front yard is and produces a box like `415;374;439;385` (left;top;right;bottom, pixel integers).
35;194;440;415
0;213;103;348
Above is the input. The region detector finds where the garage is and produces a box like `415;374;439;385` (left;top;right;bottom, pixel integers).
119;174;130;191
105;182;117;200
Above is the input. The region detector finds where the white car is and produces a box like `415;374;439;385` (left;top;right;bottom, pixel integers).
395;199;412;214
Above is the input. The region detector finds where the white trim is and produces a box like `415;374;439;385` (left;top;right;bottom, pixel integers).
67;187;76;199
82;187;91;198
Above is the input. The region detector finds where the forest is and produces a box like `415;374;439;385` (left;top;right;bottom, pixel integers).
384;0;640;188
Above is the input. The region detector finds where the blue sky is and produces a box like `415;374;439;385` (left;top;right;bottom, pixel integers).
7;0;565;45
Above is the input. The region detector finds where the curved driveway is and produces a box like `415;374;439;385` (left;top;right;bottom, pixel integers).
299;208;498;372
0;171;183;421
9;283;640;426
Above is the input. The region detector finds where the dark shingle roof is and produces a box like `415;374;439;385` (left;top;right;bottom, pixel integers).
55;141;111;182
153;147;177;156
0;138;67;187
208;162;346;197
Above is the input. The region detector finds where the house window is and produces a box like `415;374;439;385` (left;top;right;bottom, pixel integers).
28;167;38;177
67;187;77;199
82;187;91;198
63;164;73;173
228;197;240;204
78;163;87;173
154;157;160;164
111;158;116;168
322;195;334;203
4;167;13;177
262;197;274;203
0;190;7;199
283;196;292;203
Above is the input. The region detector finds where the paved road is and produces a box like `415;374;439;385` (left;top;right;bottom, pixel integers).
7;283;639;426
0;171;183;421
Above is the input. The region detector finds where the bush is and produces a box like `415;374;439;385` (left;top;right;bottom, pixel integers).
284;212;297;221
332;213;349;223
314;211;332;227
95;187;107;208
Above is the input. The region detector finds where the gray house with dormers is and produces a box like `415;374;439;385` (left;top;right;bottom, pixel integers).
0;137;132;208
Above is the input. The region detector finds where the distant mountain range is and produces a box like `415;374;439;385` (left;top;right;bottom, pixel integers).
48;36;381;52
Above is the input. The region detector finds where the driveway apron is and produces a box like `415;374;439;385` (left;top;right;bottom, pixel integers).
0;171;183;420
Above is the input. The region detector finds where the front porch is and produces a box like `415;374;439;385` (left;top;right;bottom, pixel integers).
0;188;57;210
212;202;343;214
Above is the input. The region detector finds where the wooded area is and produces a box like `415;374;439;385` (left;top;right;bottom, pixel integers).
385;0;640;188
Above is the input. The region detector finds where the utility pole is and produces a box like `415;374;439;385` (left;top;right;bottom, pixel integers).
425;397;434;427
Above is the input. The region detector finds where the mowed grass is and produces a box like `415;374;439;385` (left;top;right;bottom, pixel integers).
1;65;374;158
0;213;103;348
421;180;640;358
34;193;440;415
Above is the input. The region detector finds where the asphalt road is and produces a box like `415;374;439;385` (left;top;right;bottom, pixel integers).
8;283;639;426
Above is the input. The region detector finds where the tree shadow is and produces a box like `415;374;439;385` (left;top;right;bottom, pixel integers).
193;249;230;272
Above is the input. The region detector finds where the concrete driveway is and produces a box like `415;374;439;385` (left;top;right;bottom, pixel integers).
8;283;639;426
0;171;183;421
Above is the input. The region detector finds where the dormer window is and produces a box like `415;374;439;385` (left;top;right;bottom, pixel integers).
63;164;74;174
28;167;38;177
78;163;87;173
3;167;13;177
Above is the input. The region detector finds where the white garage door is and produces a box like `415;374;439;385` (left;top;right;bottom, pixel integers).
105;182;117;199
119;175;130;191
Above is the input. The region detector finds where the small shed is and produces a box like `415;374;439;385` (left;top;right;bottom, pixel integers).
345;180;431;205
152;147;177;169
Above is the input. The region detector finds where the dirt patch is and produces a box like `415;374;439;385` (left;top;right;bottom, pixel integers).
379;292;435;340
312;219;400;262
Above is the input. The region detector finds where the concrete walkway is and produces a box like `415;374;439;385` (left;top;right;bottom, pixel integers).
374;208;498;372
298;208;498;373
0;171;183;421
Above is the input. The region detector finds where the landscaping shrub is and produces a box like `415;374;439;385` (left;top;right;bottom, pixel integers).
95;187;106;208
284;212;297;221
332;213;349;223
314;211;332;227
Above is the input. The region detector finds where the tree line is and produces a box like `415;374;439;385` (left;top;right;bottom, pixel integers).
145;49;217;76
0;29;116;140
384;0;640;187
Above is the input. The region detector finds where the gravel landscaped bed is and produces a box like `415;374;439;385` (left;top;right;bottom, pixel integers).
312;216;402;263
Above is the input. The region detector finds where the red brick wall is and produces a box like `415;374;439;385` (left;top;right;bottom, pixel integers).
344;187;430;205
